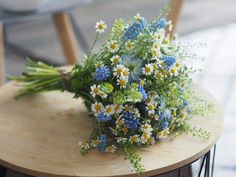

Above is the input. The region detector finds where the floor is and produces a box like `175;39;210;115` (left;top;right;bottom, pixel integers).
2;0;236;176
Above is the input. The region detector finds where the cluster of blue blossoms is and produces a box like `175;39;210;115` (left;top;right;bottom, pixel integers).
138;85;148;101
148;18;167;32
123;112;140;130
95;66;110;81
98;134;107;152
97;112;112;122
121;18;146;41
162;55;176;67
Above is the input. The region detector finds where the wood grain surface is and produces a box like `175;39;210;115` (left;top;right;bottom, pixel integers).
0;82;223;177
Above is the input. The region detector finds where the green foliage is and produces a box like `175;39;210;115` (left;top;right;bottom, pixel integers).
113;84;142;104
100;83;114;94
123;145;145;174
10;59;64;99
70;55;95;101
180;122;211;140
108;19;126;41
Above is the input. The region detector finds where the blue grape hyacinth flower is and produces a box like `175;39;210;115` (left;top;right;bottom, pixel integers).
121;18;146;42
95;66;110;81
97;112;112;122
123;112;140;130
162;55;176;67
98;134;107;152
138;85;148;101
148;18;167;32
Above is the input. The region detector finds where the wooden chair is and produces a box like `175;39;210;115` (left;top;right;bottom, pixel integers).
0;11;79;86
0;0;183;86
168;0;184;37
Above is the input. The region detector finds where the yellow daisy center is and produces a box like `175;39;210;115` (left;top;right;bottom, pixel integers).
122;70;129;77
145;67;151;73
117;68;123;74
93;88;100;94
171;68;177;74
130;136;138;143
122;127;129;133
117;119;123;126
105;107;112;114
113;58;119;64
119;79;127;86
176;63;180;67
127;42;132;48
95;104;101;111
114;105;120;112
98;24;104;29
143;132;149;140
110;43;117;49
149;105;155;110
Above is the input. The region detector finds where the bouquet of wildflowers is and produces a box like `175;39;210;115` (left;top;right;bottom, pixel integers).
12;9;211;173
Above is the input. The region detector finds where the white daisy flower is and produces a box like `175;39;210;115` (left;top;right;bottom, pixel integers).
153;31;165;42
105;145;117;153
109;127;118;136
157;128;170;139
78;141;90;149
90;84;101;97
95;20;107;33
110;55;121;65
141;132;152;144
134;13;143;22
140;79;146;87
142;64;153;75
141;123;153;133
104;105;115;116
129;135;140;144
124;105;133;112
117;78;127;88
133;108;140;117
146;104;156;115
116;118;124;129
113;64;125;76
125;40;134;50
151;48;160;58
107;40;120;53
95;61;104;67
170;67;178;76
91;139;100;147
116;137;128;144
91;102;104;116
121;67;129;79
145;97;155;106
114;104;123;114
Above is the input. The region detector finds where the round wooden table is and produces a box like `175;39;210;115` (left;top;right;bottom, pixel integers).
0;82;223;177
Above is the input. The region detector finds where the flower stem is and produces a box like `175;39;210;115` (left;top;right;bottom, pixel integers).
88;33;99;56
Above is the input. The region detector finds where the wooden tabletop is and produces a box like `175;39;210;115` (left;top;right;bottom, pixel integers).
0;82;223;177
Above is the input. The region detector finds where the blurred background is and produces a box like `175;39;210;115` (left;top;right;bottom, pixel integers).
1;0;236;176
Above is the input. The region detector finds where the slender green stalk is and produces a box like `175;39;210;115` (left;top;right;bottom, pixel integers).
9;59;69;99
88;33;99;56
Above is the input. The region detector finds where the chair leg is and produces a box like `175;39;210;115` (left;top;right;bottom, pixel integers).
53;12;79;65
0;165;7;177
168;0;184;37
0;22;5;86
